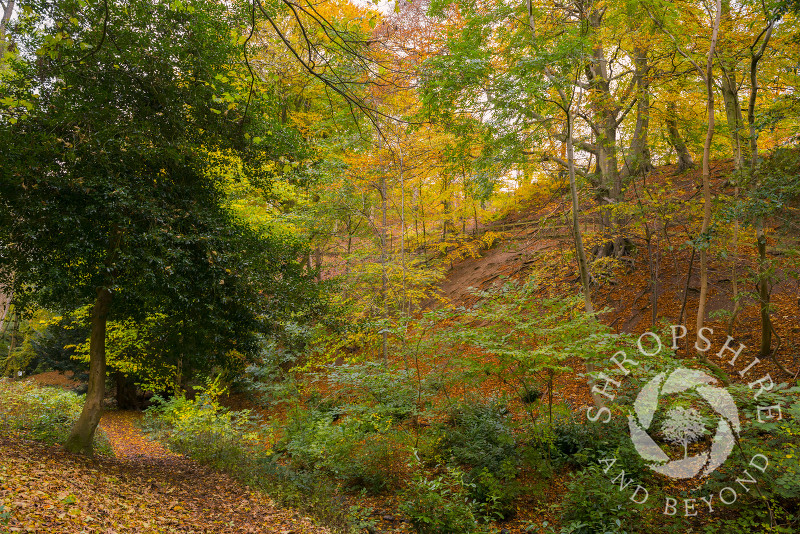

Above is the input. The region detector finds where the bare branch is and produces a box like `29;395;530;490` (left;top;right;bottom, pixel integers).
647;7;707;82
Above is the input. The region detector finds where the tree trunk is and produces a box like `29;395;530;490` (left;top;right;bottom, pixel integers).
588;10;621;203
727;205;741;335
665;101;695;173
0;0;14;45
527;0;599;408
440;175;452;241
379;171;388;362
566;109;594;315
748;21;775;358
585;9;630;259
718;76;744;170
756;225;772;358
718;0;746;170
0;288;11;332
6;311;19;362
679;248;695;326
696;0;722;379
719;72;745;170
399;144;407;316
314;246;323;281
65;287;112;455
627;46;654;177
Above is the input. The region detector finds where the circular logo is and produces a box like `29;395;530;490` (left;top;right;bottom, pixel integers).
628;367;741;479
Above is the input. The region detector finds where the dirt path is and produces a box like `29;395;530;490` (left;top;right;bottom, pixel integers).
0;414;332;533
98;411;179;461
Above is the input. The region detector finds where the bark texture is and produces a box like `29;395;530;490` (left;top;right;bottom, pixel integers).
665;101;695;173
65;287;112;455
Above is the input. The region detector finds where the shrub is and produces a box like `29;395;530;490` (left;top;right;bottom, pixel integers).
327;361;418;423
442;400;516;469
400;466;482;534
0;378;110;453
438;399;520;519
279;406;344;470
236;339;305;407
558;463;637;534
279;404;407;494
329;431;406;494
700;383;800;529
548;411;648;477
143;377;271;469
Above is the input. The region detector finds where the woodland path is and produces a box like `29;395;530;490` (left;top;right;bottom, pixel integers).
0;411;329;534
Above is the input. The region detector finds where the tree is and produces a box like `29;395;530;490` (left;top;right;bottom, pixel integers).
647;0;722;358
0;0;317;454
0;0;13;51
661;406;706;459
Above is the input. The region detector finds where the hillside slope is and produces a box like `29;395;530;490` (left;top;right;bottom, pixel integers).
434;159;800;381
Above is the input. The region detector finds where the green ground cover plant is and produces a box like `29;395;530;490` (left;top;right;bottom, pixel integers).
0;379;111;454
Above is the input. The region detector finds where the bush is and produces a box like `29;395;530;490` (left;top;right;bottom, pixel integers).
327;361;418;423
279;404;407;494
400;466;482;534
700;383;800;529
279;406;340;470
143;378;271;469
330;431;406;494
0;378;110;453
558;464;637;534
236;339;305;407
438;399;519;519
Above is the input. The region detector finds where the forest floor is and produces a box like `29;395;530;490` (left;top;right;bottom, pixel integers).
3;160;798;533
0;412;330;534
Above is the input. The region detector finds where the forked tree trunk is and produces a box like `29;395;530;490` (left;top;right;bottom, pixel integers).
587;9;626;259
665;101;695;173
720;71;746;170
628;47;654;177
719;0;746;170
65;287;112;455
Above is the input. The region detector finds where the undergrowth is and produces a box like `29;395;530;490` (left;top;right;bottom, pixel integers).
0;378;112;455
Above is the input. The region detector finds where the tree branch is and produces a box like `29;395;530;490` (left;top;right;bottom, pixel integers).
647;7;707;82
539;153;588;177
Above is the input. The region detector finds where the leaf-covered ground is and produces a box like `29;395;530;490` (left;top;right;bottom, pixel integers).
99;411;178;461
0;423;330;534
